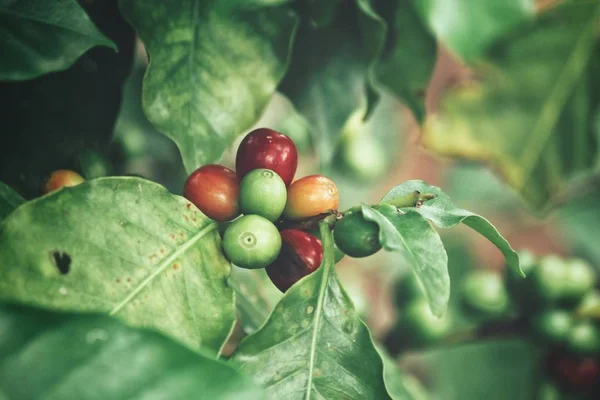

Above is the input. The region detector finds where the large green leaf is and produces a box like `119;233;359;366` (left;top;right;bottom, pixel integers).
0;303;264;400
382;180;523;277
232;224;389;399
375;0;436;122
412;0;535;62
0;181;24;223
280;2;386;165
0;0;135;199
0;177;235;355
119;0;298;173
423;2;600;209
0;0;116;80
419;340;539;400
362;204;449;317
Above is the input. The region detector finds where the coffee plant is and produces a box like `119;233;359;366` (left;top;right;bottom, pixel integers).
1;0;599;399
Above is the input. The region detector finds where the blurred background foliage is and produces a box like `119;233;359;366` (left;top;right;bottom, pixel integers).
1;0;599;398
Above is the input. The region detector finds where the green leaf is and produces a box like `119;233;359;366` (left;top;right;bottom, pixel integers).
0;303;264;399
232;224;390;399
422;2;600;209
377;345;428;400
119;0;298;173
0;1;134;198
381;180;523;277
0;181;24;223
362;204;449;317
281;2;386;165
228;267;282;334
412;0;535;62
0;0;116;80
0;177;235;356
375;0;436;122
419;340;539;400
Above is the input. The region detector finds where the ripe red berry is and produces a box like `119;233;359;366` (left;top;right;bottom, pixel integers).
545;351;600;391
283;175;340;220
266;229;323;292
183;164;240;222
235;128;298;186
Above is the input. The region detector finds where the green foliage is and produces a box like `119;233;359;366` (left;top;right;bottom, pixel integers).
0;0;115;80
119;0;298;173
420;340;539;400
0;303;264;400
363;204;449;317
0;178;235;355
0;181;24;223
423;1;600;209
382;180;523;277
0;0;135;199
375;0;436;121
232;225;390;399
413;0;535;62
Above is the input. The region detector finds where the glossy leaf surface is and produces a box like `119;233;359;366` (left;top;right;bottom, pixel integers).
232;224;389;399
0;178;235;355
119;0;298;172
0;0;115;80
362;204;449;317
423;2;600;209
0;304;264;400
382;180;523;277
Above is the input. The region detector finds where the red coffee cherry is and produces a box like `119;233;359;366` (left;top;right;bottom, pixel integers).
283;175;340;220
183;164;240;222
235;128;298;186
266;229;323;292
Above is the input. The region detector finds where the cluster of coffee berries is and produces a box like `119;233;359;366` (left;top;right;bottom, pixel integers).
506;252;599;393
183;128;340;292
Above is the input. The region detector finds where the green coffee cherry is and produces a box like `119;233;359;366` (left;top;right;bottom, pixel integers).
334;212;381;258
222;215;281;269
562;258;596;305
530;255;568;304
239;169;287;222
401;298;453;345
394;273;424;308
530;309;573;345
460;270;509;318
566;321;600;356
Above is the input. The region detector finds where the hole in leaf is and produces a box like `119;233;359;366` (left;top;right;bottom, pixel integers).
52;251;71;275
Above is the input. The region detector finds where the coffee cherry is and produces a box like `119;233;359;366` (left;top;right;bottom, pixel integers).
566;321;600;356
283;175;340;220
530;309;573;346
266;229;323;292
401;298;453;345
562;258;596;305
183;164;240;222
530;255;568;305
394;273;424;308
222;215;281;269
44;170;85;193
334;212;381;258
460;270;509;318
239;169;287;221
236;128;298;186
545;352;600;391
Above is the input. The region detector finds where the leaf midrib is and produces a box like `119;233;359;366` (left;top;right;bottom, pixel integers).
304;230;336;400
109;223;217;315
